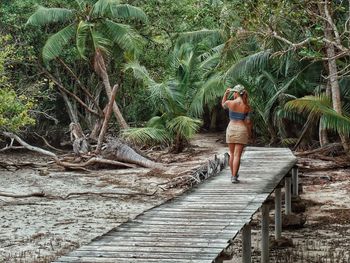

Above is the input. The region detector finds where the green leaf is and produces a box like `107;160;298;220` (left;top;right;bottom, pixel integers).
285;95;350;134
226;50;271;80
190;74;224;116
102;19;142;53
166;115;202;139
92;0;113;17
124;60;154;85
110;4;148;23
76;21;91;59
120;127;170;146
42;24;77;62
176;29;223;47
90;28;111;55
26;6;74;26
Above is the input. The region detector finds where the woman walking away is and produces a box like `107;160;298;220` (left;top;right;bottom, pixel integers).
221;84;252;183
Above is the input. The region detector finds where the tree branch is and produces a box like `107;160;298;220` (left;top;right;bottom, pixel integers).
41;68;100;117
57;58;103;116
2;132;57;158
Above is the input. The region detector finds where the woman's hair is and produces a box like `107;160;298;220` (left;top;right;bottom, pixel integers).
239;90;249;106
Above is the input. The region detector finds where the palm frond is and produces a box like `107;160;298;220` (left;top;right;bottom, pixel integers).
148;80;181;113
90;28;111;55
26;6;74;26
285;95;350;134
92;0;111;17
76;21;91;59
109;4;148;23
42;24;77;62
124;60;154;85
102;20;143;53
147;115;166;129
225;50;271;80
176;29;223;47
166;116;202;139
263;75;299;120
190;74;224;116
120;127;169;146
198;43;225;62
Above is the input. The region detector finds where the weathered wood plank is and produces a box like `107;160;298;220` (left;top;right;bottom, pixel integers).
68;250;219;259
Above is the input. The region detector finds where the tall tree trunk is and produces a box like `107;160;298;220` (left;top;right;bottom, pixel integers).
323;17;350;152
319;118;329;147
319;83;331;147
93;49;129;129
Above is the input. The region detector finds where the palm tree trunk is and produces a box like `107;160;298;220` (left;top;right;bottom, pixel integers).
93;50;129;129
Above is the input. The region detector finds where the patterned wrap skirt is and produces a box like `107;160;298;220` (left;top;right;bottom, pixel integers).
226;122;249;144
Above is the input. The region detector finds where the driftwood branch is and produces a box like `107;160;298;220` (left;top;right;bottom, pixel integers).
34;132;66;153
57;157;137;169
294;143;343;156
2;132;57;158
0;190;157;199
0;191;45;198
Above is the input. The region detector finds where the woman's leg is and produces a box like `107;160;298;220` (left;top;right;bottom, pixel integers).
232;143;245;178
228;143;235;177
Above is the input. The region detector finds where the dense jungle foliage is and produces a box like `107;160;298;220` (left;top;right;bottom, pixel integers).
1;0;350;153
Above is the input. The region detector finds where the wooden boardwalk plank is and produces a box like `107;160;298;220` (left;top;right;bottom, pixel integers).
53;147;296;263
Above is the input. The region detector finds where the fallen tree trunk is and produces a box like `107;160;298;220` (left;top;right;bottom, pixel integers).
103;138;162;168
2;132;57;158
1;132;161;170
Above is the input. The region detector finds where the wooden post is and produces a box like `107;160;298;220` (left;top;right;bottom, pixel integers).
261;203;269;263
242;223;251;263
292;167;299;197
274;187;282;240
285;177;292;215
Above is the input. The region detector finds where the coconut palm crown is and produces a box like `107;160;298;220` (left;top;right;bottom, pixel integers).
26;0;148;63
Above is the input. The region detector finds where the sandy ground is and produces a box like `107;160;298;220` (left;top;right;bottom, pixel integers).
224;159;350;263
2;133;350;263
0;133;227;263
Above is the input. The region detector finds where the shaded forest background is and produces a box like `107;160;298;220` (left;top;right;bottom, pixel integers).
1;0;350;155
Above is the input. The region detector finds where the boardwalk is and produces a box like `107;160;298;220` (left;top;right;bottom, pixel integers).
55;147;297;263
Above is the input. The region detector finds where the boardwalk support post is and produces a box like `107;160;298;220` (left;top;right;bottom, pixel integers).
261;203;269;263
242;223;251;263
285;176;292;215
275;187;282;240
292;166;299;197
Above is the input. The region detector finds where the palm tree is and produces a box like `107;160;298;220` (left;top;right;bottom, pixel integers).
26;0;148;129
122;43;208;153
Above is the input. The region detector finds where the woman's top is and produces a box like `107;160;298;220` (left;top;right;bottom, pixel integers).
229;110;250;121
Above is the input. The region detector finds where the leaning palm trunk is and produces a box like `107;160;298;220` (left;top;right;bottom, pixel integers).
94;50;129;129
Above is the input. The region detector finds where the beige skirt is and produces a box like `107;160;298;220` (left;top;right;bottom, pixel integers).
226;122;248;144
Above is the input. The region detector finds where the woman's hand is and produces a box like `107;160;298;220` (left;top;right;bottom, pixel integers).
225;88;231;94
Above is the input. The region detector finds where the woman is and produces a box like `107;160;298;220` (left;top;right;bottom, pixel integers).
221;84;252;183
